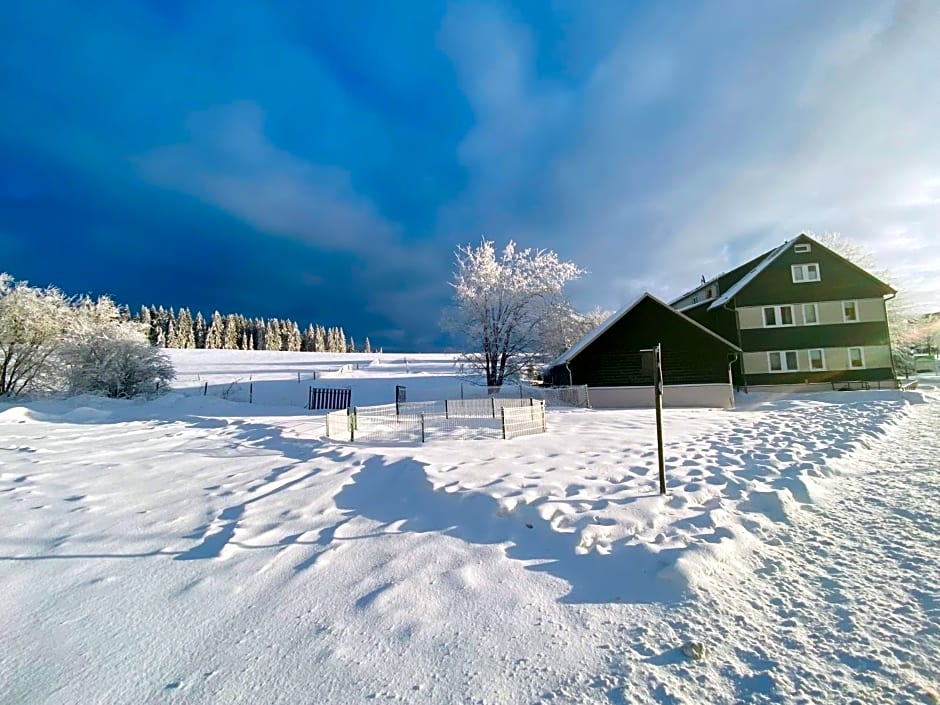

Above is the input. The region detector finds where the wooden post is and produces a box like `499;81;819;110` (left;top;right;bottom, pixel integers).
249;383;253;404
445;399;449;419
541;401;547;433
203;381;208;396
420;413;426;443
350;407;356;442
654;344;667;495
501;407;507;439
297;371;300;383
491;396;496;418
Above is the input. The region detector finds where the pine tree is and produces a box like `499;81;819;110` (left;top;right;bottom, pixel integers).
194;312;207;348
337;327;347;354
302;324;316;352
205;311;224;349
222;314;239;350
287;321;302;352
314;325;326;352
156;328;166;348
176;308;196;348
347;336;356;353
364;337;371;353
166;319;177;348
265;318;281;351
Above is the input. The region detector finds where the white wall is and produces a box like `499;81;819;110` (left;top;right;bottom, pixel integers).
588;383;735;409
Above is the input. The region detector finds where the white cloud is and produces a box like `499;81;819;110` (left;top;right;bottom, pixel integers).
434;1;940;314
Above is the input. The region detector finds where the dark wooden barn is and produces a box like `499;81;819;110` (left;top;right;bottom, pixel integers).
544;293;741;390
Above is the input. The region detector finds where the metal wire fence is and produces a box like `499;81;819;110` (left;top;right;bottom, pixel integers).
324;398;547;443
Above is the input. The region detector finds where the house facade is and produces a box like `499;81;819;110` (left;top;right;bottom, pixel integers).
671;234;897;388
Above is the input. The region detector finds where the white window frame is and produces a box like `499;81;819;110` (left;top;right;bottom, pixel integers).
801;303;819;325
762;304;795;328
842;300;859;323
848;347;866;369
767;350;799;373
794;243;811;253
791;263;821;283
808;348;826;371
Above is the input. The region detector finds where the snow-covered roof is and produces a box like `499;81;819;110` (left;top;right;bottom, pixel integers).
548;292;740;368
707;239;792;310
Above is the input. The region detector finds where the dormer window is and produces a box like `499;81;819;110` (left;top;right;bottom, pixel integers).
794;243;811;253
791;263;820;283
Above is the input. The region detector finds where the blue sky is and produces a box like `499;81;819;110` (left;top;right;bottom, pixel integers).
1;1;938;349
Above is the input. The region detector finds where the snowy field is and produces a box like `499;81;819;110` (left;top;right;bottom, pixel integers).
1;349;937;704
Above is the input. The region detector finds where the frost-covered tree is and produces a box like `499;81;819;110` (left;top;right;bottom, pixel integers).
537;303;612;359
314;325;326;352
286;321;302;352
176;308;196;349
193;312;207;349
363;337;371;353
0;274;73;396
814;232;920;370
347;336;356;353
205;311;224;349
222;314;239;350
62;297;174;398
265;318;281;351
443;239;584;387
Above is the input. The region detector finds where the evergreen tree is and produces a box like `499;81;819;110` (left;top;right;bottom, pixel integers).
348;336;356;353
265;318;281;351
302;324;316;352
364;337;371;354
287;321;302;352
193;312;207;349
156;328;166;348
205;311;224;349
166;319;177;348
222;314;239;350
337;327;347;354
314;325;326;352
176;308;196;348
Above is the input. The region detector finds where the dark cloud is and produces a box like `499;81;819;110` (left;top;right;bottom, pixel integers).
1;0;938;353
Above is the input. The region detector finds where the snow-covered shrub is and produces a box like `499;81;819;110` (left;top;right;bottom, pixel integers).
61;296;175;398
1;274;175;399
0;274;73;396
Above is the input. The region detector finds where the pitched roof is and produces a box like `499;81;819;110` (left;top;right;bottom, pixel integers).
548;292;741;368
707;240;791;310
707;233;895;310
670;249;775;310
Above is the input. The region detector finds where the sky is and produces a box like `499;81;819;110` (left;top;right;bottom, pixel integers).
1;1;939;350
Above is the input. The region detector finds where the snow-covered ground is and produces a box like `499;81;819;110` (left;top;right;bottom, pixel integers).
1;350;936;704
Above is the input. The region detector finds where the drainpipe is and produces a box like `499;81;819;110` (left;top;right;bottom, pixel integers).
723;297;748;392
726;353;739;408
884;291;899;381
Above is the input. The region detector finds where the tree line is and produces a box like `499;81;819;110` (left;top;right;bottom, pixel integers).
131;306;374;354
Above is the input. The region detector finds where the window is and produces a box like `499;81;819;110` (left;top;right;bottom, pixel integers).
794;243;811;253
763;305;794;327
802;303;819;325
848;347;865;369
842;300;858;322
809;349;826;370
791;263;820;283
768;350;799;372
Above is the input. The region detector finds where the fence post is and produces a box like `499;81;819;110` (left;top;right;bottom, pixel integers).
445;399;449;419
461;383;464;400
541;400;547;433
501;407;507;439
313;369;317;381
249;383;253;404
350;407;356;442
420;413;426;443
491;396;496;418
203;381;208;396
